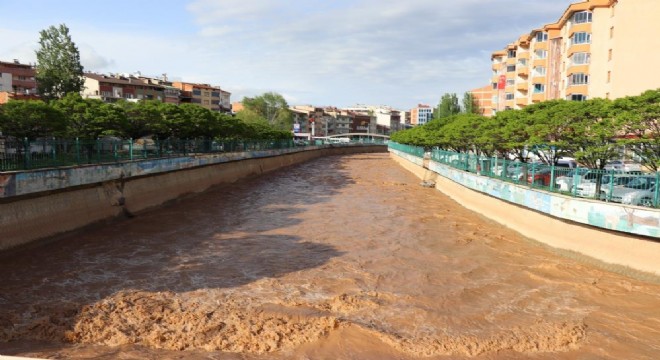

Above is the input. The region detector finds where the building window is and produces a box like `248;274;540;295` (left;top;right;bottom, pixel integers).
608;49;613;61
571;32;591;45
533;66;546;76
606;92;610;99
506;79;515;86
572;11;593;24
505;93;514;100
570;52;591;65
610;26;614;38
568;94;587;101
508;49;517;58
535;32;548;42
533;84;545;93
507;65;516;72
517;58;528;67
607;71;611;83
534;49;547;59
192;89;201;96
568;73;589;85
492;82;498;89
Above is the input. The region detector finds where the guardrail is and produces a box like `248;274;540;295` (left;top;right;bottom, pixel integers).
388;143;660;209
0;137;387;172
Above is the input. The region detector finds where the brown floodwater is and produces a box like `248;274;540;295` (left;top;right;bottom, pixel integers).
1;153;660;359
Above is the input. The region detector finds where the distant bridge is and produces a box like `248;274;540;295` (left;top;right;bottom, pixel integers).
315;133;390;140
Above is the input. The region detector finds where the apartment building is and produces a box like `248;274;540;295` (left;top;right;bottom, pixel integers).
410;104;433;126
83;73;165;102
172;82;231;112
136;74;181;104
490;0;660;114
0;59;38;104
468;85;494;117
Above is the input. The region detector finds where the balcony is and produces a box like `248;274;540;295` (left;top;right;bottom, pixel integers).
532;93;545;102
516;98;528;106
516;82;528;91
569;23;592;37
566;65;590;76
517;68;529;77
566;84;589;95
567;44;591;57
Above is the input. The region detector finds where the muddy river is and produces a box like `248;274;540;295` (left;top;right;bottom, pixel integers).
1;153;659;359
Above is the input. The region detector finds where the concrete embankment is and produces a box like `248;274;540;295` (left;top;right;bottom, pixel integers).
390;150;660;277
0;145;386;251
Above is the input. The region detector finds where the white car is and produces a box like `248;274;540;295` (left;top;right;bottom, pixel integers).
575;174;635;199
609;176;657;207
555;169;599;192
604;160;643;172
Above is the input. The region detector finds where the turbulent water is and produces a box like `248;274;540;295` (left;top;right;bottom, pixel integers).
1;153;660;359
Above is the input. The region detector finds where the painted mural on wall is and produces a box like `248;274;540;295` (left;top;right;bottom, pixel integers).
390;149;660;238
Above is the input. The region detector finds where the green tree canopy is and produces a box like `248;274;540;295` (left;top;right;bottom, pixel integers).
435;93;461;119
462;91;480;115
51;93;123;139
35;24;85;101
241;92;293;131
0;100;66;139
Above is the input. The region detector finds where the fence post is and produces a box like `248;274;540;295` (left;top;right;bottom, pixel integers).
75;137;81;164
607;171;614;201
572;165;579;197
654;172;660;208
51;137;56;162
550;163;556;191
530;163;536;187
96;138;101;162
129;138;134;161
23;137;30;169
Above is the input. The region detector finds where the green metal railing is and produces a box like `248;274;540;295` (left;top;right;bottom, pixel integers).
387;142;425;158
0;137;387;172
389;143;660;209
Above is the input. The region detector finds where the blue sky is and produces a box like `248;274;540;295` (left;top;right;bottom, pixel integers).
0;0;575;110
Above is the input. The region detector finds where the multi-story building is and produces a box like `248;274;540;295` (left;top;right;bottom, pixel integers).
410;104;433;126
172;82;231;112
83;73;165;102
468;85;495;117
137;73;181;104
489;0;660;114
0;59;38;104
343;105;400;134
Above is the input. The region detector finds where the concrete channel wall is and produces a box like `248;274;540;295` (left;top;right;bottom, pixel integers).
389;149;660;277
0;145;386;251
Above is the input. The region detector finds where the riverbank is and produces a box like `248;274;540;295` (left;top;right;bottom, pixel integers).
0;145;386;251
389;150;660;278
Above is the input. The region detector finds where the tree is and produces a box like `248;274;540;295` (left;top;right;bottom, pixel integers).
51;93;122;139
35;24;85;101
0;100;66;139
435;93;461;119
241;92;293;131
462;92;480;114
614;89;660;171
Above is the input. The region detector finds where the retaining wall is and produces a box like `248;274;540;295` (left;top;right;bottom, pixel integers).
390;149;660;276
0;145;386;251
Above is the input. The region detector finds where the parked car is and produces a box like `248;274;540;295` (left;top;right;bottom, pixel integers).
555;168;600;192
575;174;636;199
609;176;657;207
555;157;577;169
528;168;553;186
604;160;643;172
